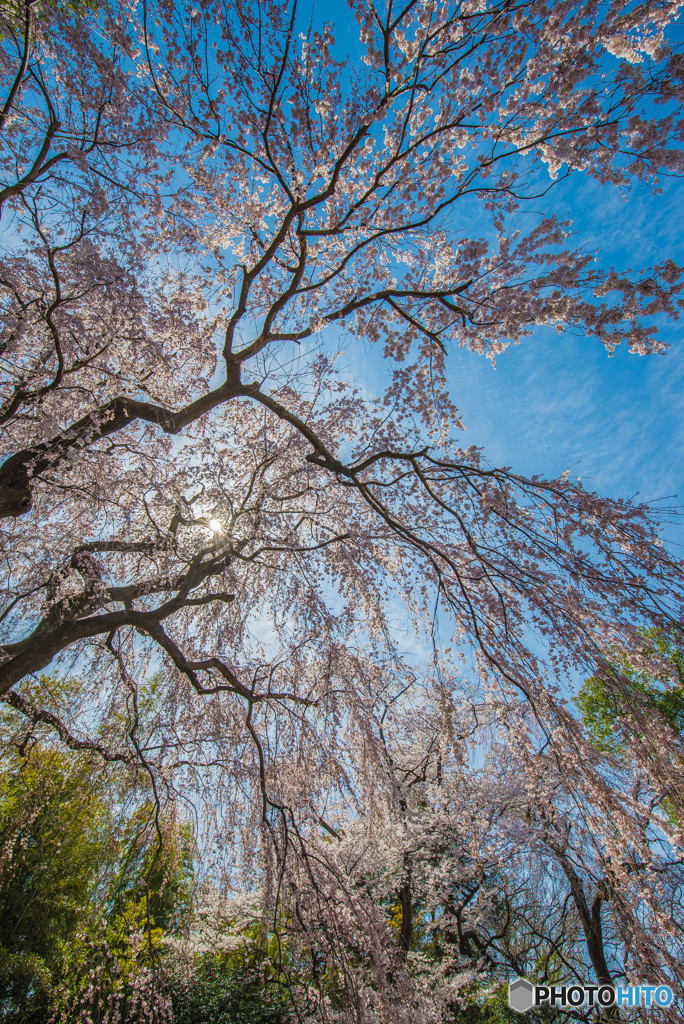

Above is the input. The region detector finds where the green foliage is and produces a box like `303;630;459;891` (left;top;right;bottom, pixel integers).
449;984;564;1023
574;675;625;756
166;953;291;1024
0;746;114;1023
574;628;684;757
0;683;298;1024
0;722;194;1023
0;0;100;34
107;804;195;933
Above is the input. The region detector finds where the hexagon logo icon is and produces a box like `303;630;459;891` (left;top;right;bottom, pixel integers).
509;978;535;1013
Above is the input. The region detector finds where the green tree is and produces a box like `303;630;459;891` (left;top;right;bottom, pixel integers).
166;951;292;1024
575;629;684;757
0;747;115;1022
0;729;195;1023
0;680;299;1023
575;629;684;826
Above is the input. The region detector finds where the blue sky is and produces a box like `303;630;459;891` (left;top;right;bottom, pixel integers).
228;1;684;559
306;2;684;552
182;0;683;555
444;172;684;550
332;167;684;556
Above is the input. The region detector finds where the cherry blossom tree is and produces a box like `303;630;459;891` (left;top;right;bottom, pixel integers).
2;0;684;1018
286;683;684;1021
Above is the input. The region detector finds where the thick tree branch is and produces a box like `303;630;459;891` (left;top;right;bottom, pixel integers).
2;687;134;764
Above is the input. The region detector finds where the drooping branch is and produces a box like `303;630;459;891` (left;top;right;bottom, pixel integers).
2;687;135;764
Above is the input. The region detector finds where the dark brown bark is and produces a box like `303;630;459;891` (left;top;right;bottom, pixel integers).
558;857;619;1019
3;688;133;763
397;878;413;956
0;380;250;518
